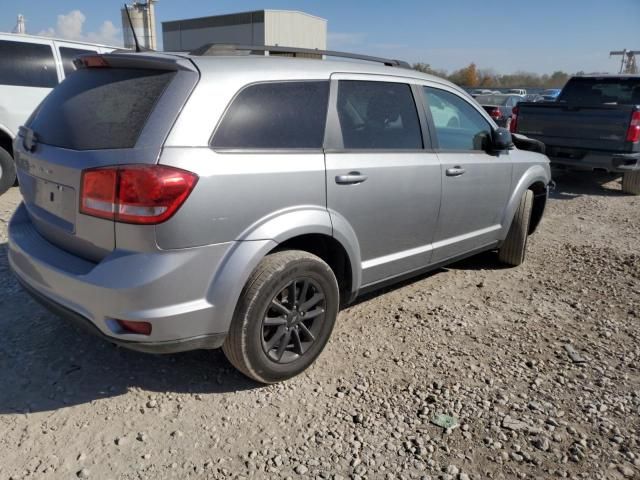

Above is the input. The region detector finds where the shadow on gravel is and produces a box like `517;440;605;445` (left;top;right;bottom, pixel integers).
0;243;261;415
550;170;624;200
351;250;503;308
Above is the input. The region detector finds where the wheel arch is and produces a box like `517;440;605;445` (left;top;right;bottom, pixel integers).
206;207;361;334
0;125;14;158
500;164;549;239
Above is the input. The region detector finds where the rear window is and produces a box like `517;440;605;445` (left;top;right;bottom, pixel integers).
59;47;98;77
29;68;175;150
475;95;510;106
212;81;329;149
0;40;58;88
559;77;640;105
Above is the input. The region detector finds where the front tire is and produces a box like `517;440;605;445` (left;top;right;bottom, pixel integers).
622;171;640;195
0;146;16;196
223;250;340;384
498;189;534;267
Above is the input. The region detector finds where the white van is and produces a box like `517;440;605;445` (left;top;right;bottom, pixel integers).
0;33;116;194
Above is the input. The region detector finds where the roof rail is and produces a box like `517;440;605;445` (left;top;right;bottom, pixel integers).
188;43;411;68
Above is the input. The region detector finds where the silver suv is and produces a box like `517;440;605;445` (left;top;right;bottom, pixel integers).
8;47;551;383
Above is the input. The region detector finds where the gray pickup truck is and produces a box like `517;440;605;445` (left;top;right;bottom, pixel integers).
511;75;640;194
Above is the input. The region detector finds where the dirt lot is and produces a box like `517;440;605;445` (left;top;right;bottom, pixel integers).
0;172;638;480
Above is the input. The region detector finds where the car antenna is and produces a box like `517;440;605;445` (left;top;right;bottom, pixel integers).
123;3;142;53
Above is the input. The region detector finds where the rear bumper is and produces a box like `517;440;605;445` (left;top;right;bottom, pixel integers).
16;276;226;353
547;148;640;173
8;203;233;353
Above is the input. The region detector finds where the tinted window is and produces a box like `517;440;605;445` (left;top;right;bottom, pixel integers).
559;77;640;104
337;81;423;149
424;87;492;151
0;40;57;88
29;68;175;150
212;81;329;149
60;47;97;77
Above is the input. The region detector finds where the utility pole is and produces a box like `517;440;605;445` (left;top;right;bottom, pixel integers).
609;49;640;74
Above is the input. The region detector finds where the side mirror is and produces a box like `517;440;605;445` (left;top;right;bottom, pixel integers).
492;127;513;151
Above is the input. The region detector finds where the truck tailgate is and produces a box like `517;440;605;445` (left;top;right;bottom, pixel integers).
517;103;636;152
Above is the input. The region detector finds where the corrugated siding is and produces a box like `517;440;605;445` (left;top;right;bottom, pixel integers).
264;11;327;50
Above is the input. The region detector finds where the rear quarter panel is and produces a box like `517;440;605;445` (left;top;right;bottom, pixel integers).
156;148;328;249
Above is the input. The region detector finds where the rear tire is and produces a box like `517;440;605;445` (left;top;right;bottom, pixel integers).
0;147;16;196
622;171;640;195
223;250;340;384
498;189;534;267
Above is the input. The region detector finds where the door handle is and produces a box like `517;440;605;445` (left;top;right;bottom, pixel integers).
446;167;466;177
335;172;368;185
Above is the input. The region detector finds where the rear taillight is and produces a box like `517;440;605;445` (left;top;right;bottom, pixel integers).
490;107;502;120
627;111;640;143
509;105;519;133
80;165;198;224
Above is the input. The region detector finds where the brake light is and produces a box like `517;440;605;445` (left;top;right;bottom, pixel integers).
627;111;640;143
81;55;110;68
80;165;198;224
510;105;519;133
490;107;502;120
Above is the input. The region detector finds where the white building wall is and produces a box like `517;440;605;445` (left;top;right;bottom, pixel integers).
164;23;264;52
264;10;326;50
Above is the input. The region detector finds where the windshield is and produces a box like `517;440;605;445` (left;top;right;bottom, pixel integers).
558;77;640;104
475;95;510;105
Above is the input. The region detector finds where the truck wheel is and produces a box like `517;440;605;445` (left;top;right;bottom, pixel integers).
0;146;16;196
622;171;640;195
498;189;534;267
223;250;340;384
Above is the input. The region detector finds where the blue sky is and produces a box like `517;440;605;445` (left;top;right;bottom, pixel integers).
3;0;639;74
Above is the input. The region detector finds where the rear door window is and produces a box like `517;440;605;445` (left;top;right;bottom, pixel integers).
0;39;58;88
212;81;329;149
29;68;175;150
336;81;423;149
59;47;98;77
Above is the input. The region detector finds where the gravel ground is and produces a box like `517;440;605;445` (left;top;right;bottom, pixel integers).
0;171;638;480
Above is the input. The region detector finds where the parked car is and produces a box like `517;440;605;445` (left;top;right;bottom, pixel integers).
524;93;545;103
507;88;527;96
8;47;551;383
511;74;640;194
474;94;524;127
540;88;562;101
0;33;115;195
470;88;494;97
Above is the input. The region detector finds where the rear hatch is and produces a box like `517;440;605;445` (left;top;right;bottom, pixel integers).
14;53;198;262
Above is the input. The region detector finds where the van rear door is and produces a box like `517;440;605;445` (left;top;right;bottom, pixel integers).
14;53;199;261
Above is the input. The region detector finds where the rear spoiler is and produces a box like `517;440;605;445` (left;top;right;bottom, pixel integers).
73;52;197;72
